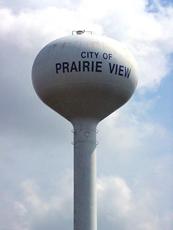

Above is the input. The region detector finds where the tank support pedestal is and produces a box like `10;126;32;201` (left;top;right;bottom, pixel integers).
73;119;97;230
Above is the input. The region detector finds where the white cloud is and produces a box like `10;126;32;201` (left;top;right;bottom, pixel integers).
11;175;172;230
98;177;133;217
20;171;73;214
0;6;102;52
98;96;173;159
21;180;45;211
19;173;73;230
98;175;173;230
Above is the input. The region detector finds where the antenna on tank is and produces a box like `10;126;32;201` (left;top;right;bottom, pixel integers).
72;30;93;35
32;32;138;230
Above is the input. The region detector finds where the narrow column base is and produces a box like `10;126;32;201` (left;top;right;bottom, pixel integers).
73;119;97;230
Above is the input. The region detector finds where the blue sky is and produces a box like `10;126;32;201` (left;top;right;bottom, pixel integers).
150;74;173;129
0;0;173;230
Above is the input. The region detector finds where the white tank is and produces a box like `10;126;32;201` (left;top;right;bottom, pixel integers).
32;33;138;122
32;32;138;230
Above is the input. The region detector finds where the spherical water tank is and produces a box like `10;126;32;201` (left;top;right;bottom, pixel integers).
32;33;138;122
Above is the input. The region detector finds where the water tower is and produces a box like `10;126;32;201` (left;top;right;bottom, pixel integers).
32;30;138;230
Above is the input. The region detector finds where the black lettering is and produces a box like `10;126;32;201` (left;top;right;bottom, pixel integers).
95;52;99;58
81;52;86;58
89;52;92;58
103;53;108;59
63;62;69;73
91;61;94;72
96;61;102;72
70;61;78;72
109;63;115;74
115;64;118;75
83;61;90;71
108;54;112;59
119;65;124;76
78;61;81;71
56;63;61;74
124;67;131;78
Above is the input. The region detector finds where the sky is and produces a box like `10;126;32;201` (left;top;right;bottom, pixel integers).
0;0;173;229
